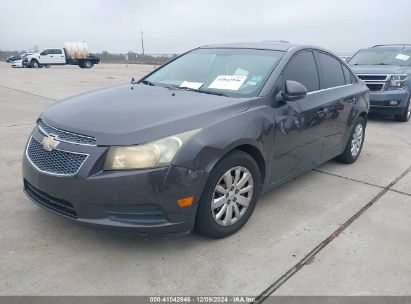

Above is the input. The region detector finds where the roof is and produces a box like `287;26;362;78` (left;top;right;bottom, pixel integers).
201;41;299;51
370;44;411;50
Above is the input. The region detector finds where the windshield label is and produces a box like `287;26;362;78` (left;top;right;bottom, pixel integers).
395;54;410;61
209;75;247;91
180;81;204;89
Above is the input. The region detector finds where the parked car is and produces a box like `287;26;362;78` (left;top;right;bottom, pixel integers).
349;44;411;122
24;42;100;69
6;54;22;63
22;42;369;238
10;53;34;68
11;59;24;68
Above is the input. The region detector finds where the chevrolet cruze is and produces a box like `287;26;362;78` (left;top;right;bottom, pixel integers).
23;42;369;238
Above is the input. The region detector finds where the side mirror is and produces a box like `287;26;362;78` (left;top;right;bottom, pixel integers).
281;80;307;101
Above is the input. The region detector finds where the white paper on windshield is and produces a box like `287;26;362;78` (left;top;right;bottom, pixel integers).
395;54;410;61
180;81;204;89
208;75;247;91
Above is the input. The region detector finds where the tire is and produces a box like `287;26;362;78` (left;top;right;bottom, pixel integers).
30;60;39;68
83;60;93;68
195;150;261;238
394;96;411;122
336;116;366;164
79;63;85;68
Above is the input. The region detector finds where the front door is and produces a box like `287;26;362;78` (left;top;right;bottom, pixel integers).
270;50;327;183
39;49;56;64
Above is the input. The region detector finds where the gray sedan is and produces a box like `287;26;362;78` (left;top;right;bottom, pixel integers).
22;42;369;238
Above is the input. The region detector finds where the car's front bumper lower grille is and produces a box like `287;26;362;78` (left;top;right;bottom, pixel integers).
24;180;77;219
26;137;88;176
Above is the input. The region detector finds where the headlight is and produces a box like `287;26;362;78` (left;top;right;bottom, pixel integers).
103;129;200;170
389;74;408;90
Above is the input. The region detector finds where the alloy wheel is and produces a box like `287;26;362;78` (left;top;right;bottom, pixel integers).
211;166;254;226
351;123;364;158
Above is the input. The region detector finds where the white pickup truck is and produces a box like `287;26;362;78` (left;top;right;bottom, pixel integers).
24;42;100;69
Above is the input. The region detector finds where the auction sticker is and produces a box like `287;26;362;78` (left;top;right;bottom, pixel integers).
395;53;410;61
209;75;247;91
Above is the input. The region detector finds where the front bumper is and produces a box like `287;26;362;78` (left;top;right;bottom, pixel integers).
22;127;208;234
369;89;410;115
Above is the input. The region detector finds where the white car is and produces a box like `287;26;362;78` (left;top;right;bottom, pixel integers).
11;59;24;68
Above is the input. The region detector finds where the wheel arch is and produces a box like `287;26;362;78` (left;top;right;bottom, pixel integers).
202;141;267;188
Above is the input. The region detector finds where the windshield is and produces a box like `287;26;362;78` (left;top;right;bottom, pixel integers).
349;49;411;66
143;48;284;97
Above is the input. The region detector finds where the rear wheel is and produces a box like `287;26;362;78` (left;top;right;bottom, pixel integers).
195;150;261;238
83;60;93;68
30;60;39;68
394;96;411;122
336;116;366;164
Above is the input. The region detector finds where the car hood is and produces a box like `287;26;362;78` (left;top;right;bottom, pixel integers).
349;64;410;75
41;84;252;145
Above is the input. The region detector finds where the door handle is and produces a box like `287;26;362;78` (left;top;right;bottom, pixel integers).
317;108;328;117
50;56;54;57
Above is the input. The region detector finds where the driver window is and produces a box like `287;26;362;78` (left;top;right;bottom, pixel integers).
281;51;320;92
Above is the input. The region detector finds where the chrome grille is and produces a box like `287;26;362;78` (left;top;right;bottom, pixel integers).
38;120;96;146
357;74;389;81
356;74;389;92
26;137;88;176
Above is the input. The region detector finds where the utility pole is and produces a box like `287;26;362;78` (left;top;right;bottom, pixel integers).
140;30;145;56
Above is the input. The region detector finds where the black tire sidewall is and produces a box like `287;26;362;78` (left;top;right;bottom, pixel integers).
398;96;411;122
31;60;39;68
196;151;261;238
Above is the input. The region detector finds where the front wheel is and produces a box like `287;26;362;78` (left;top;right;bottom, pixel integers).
336;116;366;164
195;150;261;238
30;60;39;68
394;96;411;122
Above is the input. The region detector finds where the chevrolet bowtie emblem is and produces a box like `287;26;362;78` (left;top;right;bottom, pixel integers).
41;135;60;151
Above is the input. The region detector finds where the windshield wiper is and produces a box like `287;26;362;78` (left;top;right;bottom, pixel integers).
172;86;228;97
138;79;156;86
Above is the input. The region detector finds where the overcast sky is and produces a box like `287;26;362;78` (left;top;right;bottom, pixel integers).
0;0;410;54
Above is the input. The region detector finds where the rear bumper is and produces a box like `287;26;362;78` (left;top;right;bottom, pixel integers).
22;129;208;234
369;89;409;115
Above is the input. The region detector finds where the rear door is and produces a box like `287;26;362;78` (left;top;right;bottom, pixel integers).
52;49;66;64
314;51;358;158
270;50;328;182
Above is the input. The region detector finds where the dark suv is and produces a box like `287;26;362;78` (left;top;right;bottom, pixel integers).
349;44;411;122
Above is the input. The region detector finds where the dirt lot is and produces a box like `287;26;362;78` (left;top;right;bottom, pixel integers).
0;62;410;297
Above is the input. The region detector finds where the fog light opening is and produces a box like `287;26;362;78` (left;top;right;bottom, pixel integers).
389;100;399;106
178;196;194;207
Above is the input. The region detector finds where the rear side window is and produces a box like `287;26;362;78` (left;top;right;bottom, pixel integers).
316;52;346;89
341;63;357;84
281;51;319;92
53;49;62;54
